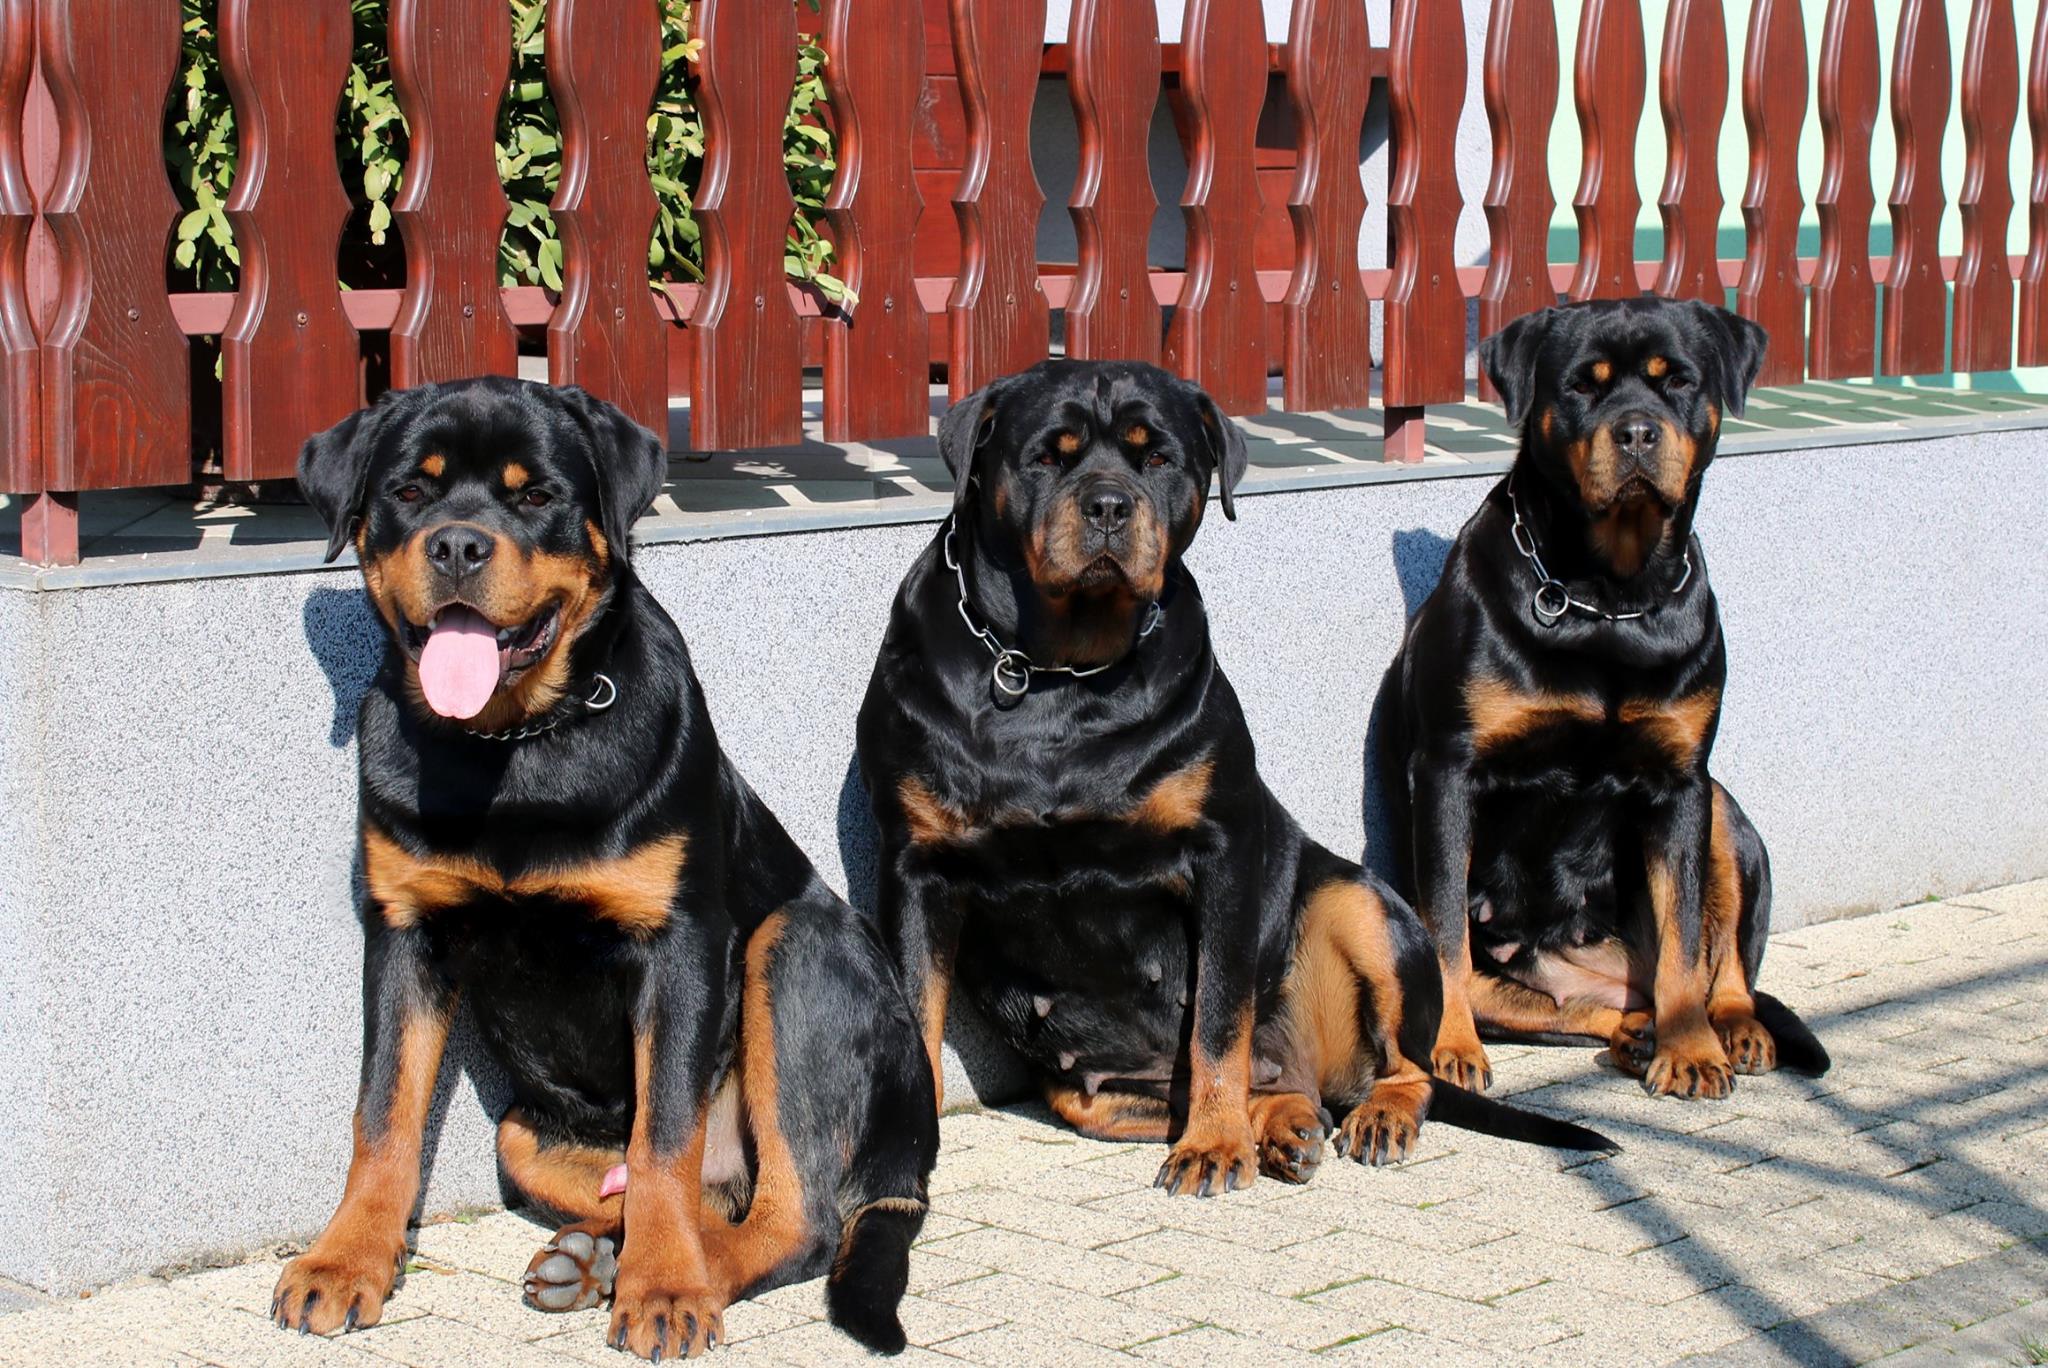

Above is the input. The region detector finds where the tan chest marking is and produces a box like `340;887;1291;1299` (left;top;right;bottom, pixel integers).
1465;677;1605;752
1128;759;1214;832
898;758;1214;846
1619;689;1719;766
364;829;687;936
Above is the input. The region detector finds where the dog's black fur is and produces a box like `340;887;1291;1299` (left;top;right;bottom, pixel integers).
858;360;1613;1194
1379;297;1828;1102
277;377;935;1359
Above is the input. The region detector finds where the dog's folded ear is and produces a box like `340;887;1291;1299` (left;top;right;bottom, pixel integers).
299;395;399;564
1191;389;1250;520
1692;302;1769;417
937;376;1016;513
557;387;668;561
1478;309;1555;428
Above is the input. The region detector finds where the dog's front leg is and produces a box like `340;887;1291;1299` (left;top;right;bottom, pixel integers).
275;923;454;1335
1641;782;1735;1099
1410;757;1490;1090
876;850;961;1111
610;921;734;1360
1154;834;1259;1197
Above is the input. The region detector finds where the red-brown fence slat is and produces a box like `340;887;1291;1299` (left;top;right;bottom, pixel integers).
1953;0;2018;372
1738;0;1808;386
1283;0;1372;412
1568;0;1646;301
219;0;359;483
1810;0;1879;378
1883;0;1951;376
1164;0;1267;414
820;0;930;441
0;0;35;494
1479;0;1559;402
1382;0;1466;461
2020;0;2048;363
547;0;668;438
389;0;517;387
691;0;803;449
1066;0;1163;363
35;0;188;492
948;0;1049;399
1653;0;1727;303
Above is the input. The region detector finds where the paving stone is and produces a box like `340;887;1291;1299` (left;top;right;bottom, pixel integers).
925;1322;1142;1367
1124;1324;1326;1367
928;1271;1189;1350
919;1227;1172;1295
409;1214;555;1282
1124;1271;1383;1351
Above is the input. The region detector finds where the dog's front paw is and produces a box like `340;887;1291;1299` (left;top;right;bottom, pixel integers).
1250;1093;1327;1184
1607;1010;1654;1076
1643;1024;1735;1099
1154;1123;1257;1197
608;1273;725;1361
1430;1034;1493;1092
1714;1012;1777;1075
523;1223;619;1313
271;1240;403;1336
1333;1095;1423;1166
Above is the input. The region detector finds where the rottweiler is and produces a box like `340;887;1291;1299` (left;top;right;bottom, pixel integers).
276;377;937;1360
1379;296;1830;1101
856;360;1613;1195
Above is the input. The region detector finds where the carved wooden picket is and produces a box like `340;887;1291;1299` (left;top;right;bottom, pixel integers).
1739;0;1808;386
1654;0;1727;304
1066;0;1162;364
0;0;36;496
2021;0;2048;364
1811;0;1880;379
1480;0;1559;402
547;0;669;438
1284;0;1372;413
1884;0;1952;376
1953;0;2019;373
219;0;361;483
1569;0;1646;301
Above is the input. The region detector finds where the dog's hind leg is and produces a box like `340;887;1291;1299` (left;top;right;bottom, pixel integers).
498;1111;625;1313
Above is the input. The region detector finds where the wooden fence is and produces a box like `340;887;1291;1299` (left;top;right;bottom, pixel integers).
1;0;2044;565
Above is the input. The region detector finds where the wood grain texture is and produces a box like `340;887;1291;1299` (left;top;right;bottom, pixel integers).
1738;0;1807;386
821;0;931;440
1810;0;1879;378
2021;0;2048;363
389;0;517;387
948;0;1050;399
1382;0;1465;408
1883;0;1950;376
1066;0;1162;363
1283;0;1372;412
1653;0;1727;304
1164;0;1267;414
0;0;36;493
547;0;668;437
35;0;189;491
1479;0;1560;401
691;0;803;449
219;0;359;483
1569;0;1646;301
1953;0;2018;371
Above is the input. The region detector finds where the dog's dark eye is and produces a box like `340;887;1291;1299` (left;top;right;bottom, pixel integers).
1146;453;1169;468
1034;452;1060;467
520;489;553;508
394;484;423;503
1570;380;1595;397
1666;374;1694;391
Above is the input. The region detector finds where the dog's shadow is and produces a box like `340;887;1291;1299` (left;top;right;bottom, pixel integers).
1361;528;1455;887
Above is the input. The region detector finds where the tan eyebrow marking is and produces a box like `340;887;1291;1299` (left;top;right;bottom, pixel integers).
1124;424;1150;446
502;462;530;490
1057;432;1083;454
419;454;445;478
1590;360;1613;384
1645;355;1670;378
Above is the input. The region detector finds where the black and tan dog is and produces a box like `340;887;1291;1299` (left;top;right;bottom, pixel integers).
277;377;936;1359
857;360;1612;1195
1380;296;1829;1101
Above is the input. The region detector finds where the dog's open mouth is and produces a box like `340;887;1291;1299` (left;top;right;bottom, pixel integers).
401;603;560;720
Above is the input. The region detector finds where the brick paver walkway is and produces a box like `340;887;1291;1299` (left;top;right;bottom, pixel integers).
4;882;2045;1367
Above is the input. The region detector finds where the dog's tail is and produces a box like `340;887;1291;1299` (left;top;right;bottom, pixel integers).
1753;991;1831;1076
824;1196;926;1356
1428;1081;1619;1155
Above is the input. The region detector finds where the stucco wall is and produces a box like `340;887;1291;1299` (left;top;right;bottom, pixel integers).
1;431;2044;1291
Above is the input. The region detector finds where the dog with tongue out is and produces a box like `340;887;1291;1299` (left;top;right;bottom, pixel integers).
280;377;937;1362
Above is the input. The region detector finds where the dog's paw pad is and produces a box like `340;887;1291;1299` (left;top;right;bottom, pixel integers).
522;1227;617;1314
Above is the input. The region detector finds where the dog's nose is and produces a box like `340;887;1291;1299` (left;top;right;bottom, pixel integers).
1083;485;1133;534
1614;416;1660;459
426;523;496;577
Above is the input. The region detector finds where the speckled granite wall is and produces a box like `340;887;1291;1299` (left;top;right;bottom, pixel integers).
2;430;2043;1291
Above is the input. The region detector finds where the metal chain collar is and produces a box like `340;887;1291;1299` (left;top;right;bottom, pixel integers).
1507;481;1693;626
463;672;619;741
943;517;1163;698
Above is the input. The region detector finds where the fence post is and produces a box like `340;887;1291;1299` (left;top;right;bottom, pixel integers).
1810;0;1879;379
219;0;360;483
0;0;35;501
948;0;1050;400
820;0;931;442
546;0;668;439
1884;0;1951;376
1382;0;1466;463
1568;0;1645;301
389;0;518;387
1953;0;2019;373
1654;0;1727;304
34;0;188;525
1283;0;1372;414
1479;0;1559;404
2020;0;2048;365
1738;0;1808;386
1163;0;1267;416
1065;0;1162;365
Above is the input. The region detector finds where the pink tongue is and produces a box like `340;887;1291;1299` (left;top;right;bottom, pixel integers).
417;606;503;720
600;1164;627;1199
